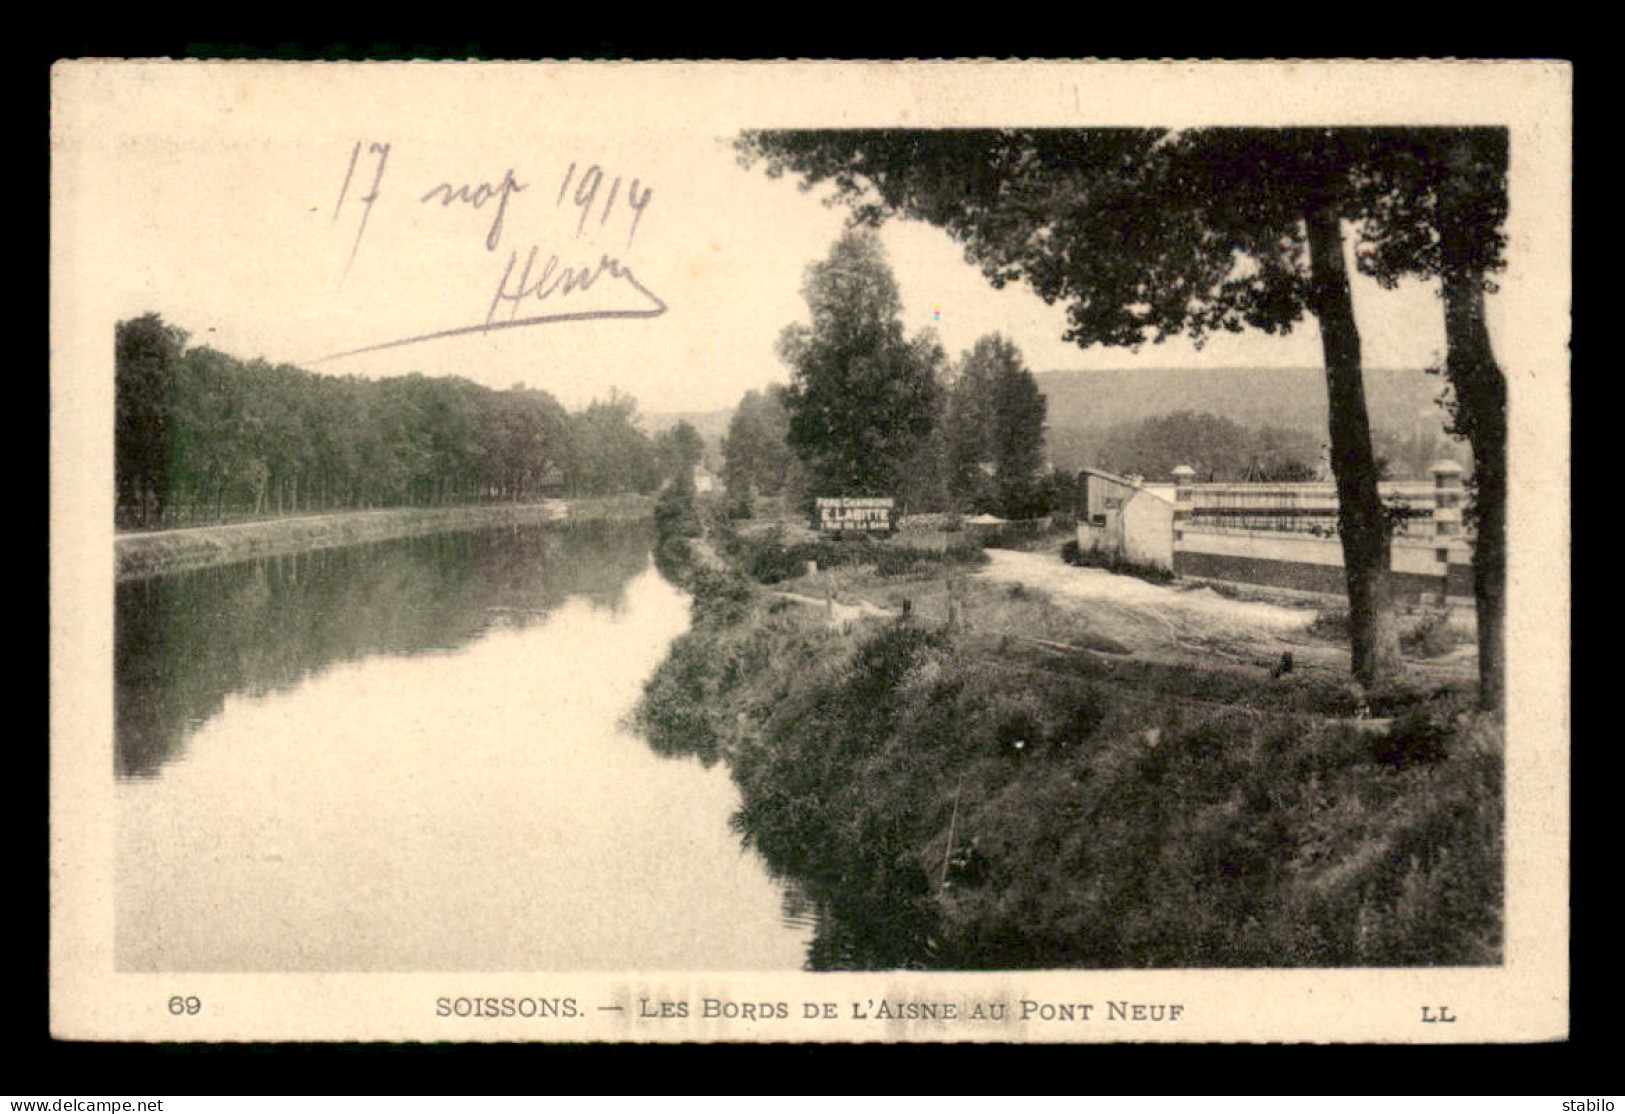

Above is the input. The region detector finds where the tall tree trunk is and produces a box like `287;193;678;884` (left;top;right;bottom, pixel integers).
1304;200;1401;688
1442;270;1507;713
1436;132;1509;716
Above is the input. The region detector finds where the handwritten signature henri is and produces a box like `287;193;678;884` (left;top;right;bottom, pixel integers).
319;247;668;362
320;144;666;363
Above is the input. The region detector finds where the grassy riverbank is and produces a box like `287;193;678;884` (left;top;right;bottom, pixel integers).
635;490;1502;969
115;495;652;580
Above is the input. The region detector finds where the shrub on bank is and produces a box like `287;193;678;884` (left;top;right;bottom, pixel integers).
1060;538;1177;585
974;521;1044;551
1401;609;1467;658
654;484;704;540
1310;605;1469;659
716;522;987;585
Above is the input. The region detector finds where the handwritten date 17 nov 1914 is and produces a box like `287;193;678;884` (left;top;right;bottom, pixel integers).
322;143;665;361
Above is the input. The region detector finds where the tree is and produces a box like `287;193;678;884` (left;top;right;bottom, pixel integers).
944;334;1048;516
481;384;570;501
1248;424;1323;482
990;353;1048;517
1357;128;1509;712
565;389;660;497
942;340;997;510
117;317;607;518
739;128;1431;688
1100;411;1254;482
722;386;798;502
776;231;943;500
655;420;706;493
115;313;187;527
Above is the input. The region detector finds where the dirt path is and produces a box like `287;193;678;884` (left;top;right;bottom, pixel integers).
975;549;1339;668
772;591;892;626
974;549;1480;684
116;509;396;542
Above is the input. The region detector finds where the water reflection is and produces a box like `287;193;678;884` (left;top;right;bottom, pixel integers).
768;875;925;970
115;520;813;971
116;521;652;778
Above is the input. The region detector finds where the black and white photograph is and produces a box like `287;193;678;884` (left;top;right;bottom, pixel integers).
50;60;1571;1042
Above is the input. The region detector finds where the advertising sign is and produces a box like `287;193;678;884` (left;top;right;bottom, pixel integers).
814;497;896;535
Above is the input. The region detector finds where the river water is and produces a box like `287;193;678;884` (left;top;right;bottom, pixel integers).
114;521;814;971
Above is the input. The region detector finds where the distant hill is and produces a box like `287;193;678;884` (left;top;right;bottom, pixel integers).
1034;367;1454;434
645;369;1461;478
1037;367;1464;478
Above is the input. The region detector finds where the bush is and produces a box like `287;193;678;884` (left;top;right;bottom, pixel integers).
976;521;1044;551
873;541;986;577
1311;606;1465;659
686;564;755;626
637;575;1502;968
1374;692;1471;770
720;526;986;585
1308;606;1351;641
653;485;703;540
1061;538;1176;584
1401;609;1464;658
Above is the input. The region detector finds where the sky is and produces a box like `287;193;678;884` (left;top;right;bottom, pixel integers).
57;63;1522;419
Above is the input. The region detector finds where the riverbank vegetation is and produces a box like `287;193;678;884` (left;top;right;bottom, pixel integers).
635;491;1502;969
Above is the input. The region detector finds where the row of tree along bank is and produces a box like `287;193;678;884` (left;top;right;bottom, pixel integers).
635;489;1502;969
115;495;652;581
116;314;704;530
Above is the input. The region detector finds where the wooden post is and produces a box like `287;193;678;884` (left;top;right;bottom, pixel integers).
940;776;965;889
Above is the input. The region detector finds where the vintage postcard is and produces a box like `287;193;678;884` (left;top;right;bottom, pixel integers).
50;60;1571;1043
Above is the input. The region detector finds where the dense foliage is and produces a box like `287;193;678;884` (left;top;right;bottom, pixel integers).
943;334;1049;517
776;232;944;501
745;243;1055;519
1096;411;1312;482
114;314;673;528
722;385;800;506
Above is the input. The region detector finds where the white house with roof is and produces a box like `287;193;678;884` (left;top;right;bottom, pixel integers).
1075;466;1176;570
